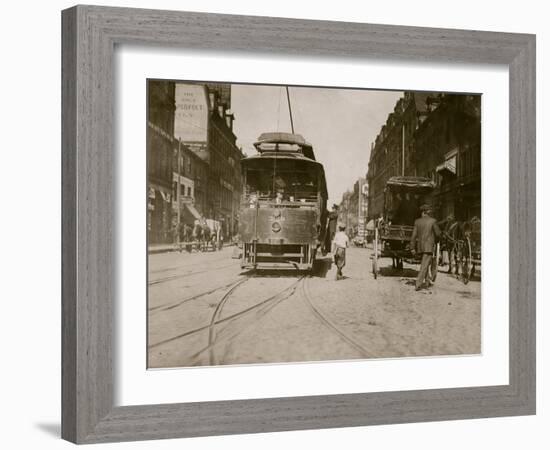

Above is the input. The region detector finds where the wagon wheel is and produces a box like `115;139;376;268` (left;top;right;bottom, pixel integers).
372;228;379;279
429;242;440;282
460;238;473;284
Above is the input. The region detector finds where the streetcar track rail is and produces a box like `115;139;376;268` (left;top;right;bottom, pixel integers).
300;276;373;358
149;277;249;349
207;277;250;365
148;262;236;285
149;256;231;276
204;276;304;365
149;275;374;363
149;277;246;314
209;286;299;364
149;276;304;356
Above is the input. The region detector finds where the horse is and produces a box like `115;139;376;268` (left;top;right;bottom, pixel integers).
441;217;479;281
193;223;203;252
202;225;212;252
439;217;460;275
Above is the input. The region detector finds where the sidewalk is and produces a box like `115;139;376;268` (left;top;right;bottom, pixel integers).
148;243;180;254
148;242;234;254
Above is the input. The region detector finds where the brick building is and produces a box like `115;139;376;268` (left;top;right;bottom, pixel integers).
366;92;428;219
147;81;176;244
174;82;243;239
338;177;368;238
366;92;481;222
413;94;481;221
172;139;209;227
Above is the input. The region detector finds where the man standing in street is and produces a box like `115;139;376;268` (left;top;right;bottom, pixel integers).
410;204;441;291
332;224;349;281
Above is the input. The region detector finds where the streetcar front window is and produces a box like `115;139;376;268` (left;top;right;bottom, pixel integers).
243;162;319;204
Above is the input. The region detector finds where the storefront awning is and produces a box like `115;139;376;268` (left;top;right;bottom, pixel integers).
181;203;202;225
436;155;457;175
159;190;171;202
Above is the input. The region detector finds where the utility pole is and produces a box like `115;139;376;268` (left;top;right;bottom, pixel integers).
346;195;350;231
176;138;182;246
358;180;363;238
402;123;405;176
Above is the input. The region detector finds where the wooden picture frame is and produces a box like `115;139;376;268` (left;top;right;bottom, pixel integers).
62;5;536;443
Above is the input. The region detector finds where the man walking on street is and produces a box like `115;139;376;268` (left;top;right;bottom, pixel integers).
410;204;441;291
332;224;349;281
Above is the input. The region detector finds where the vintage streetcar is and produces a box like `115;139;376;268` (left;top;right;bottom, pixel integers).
372;176;438;279
239;132;328;271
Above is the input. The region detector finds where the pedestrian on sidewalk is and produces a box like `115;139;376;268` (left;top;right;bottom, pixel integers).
332;224;349;281
171;221;180;252
410;204;441;291
203;223;211;252
193;220;203;252
183;223;193;253
217;228;224;251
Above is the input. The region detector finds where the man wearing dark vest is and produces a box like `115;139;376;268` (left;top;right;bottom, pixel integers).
410;204;441;291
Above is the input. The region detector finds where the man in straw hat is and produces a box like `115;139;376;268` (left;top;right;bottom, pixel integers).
410;204;441;291
332;224;349;281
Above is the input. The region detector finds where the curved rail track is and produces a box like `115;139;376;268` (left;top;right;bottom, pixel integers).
149;277;247;314
150;274;374;365
149;276;303;354
203;276;305;364
300;277;373;358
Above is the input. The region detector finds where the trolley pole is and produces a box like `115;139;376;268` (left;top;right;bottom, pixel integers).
286;86;295;134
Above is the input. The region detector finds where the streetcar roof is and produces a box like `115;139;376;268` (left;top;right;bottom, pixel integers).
254;132;312;147
242;151;321;166
253;132;316;160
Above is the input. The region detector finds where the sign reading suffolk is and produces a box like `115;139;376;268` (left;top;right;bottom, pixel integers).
174;83;209;143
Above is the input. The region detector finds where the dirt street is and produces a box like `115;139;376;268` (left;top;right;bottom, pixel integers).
148;245;481;368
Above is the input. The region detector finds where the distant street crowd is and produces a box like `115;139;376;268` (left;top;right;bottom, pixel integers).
172;219;230;253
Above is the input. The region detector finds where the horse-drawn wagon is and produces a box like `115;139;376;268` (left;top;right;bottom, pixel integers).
371;176;438;279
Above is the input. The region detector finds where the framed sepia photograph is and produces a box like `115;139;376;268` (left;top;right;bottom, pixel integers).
146;81;482;369
62;5;536;444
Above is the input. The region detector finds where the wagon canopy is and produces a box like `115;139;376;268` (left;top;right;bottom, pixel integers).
385;176;435;190
384;176;435;226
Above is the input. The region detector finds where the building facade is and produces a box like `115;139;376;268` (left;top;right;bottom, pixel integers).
173;82;243;239
147;81;176;244
366;92;481;222
413;94;481;221
366;92;427;219
207;109;242;238
172;139;209;228
338;177;368;238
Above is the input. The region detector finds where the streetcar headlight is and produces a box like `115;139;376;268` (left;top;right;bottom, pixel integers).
272;222;281;233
